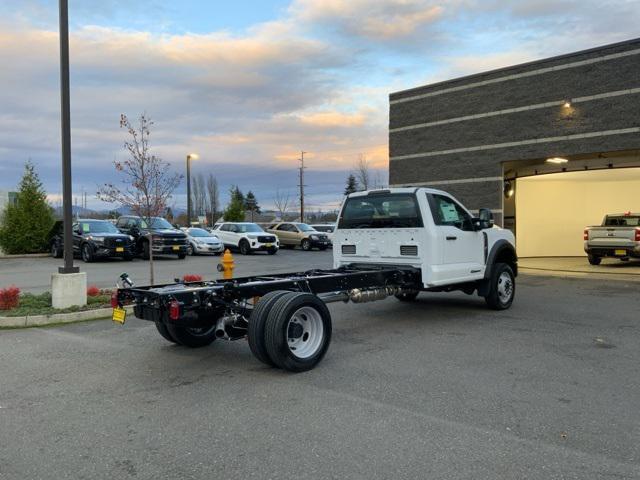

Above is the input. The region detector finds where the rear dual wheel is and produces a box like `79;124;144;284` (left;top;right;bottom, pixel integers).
249;291;332;372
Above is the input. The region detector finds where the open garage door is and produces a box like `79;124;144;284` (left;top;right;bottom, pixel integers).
516;168;640;257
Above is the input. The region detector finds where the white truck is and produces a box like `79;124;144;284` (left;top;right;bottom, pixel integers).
584;212;640;265
113;188;517;372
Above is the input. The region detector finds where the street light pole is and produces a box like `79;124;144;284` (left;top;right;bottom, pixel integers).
186;154;192;226
186;153;198;226
58;0;78;274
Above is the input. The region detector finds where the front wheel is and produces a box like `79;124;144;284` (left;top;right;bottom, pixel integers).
301;239;311;251
81;243;94;263
177;253;186;259
267;248;278;255
588;255;602;265
166;324;217;347
484;263;515;310
264;292;332;372
187;244;195;256
239;240;251;255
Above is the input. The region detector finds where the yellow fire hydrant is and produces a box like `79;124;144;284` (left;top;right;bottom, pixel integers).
217;249;235;279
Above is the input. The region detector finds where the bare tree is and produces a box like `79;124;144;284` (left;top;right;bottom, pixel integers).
273;189;292;220
206;174;220;225
354;154;371;191
98;113;182;284
191;173;207;220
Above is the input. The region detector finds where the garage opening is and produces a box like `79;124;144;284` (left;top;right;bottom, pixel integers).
513;168;640;257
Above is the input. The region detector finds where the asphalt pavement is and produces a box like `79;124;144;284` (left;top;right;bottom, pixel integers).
1;268;639;479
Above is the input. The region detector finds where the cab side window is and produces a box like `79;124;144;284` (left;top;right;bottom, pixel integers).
428;194;473;231
116;217;127;229
277;224;292;231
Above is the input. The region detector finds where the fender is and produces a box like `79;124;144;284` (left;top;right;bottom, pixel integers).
484;240;518;279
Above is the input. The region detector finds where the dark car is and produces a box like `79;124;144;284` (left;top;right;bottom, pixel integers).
50;219;135;262
116;215;188;259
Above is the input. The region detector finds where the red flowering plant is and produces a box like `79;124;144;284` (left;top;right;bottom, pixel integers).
0;286;20;310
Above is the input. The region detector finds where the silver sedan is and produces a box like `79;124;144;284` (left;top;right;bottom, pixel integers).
184;227;225;255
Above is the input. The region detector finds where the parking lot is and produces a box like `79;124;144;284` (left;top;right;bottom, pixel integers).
1;255;639;479
0;249;333;293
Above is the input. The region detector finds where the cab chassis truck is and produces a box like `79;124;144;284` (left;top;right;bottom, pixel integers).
112;188;518;372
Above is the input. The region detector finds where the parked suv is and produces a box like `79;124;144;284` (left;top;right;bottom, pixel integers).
50;219;135;262
267;222;330;251
116;215;188;259
212;222;278;255
309;224;335;245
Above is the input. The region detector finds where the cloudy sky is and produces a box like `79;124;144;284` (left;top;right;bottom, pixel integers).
1;0;638;212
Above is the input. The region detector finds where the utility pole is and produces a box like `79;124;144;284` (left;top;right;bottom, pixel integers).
298;151;306;223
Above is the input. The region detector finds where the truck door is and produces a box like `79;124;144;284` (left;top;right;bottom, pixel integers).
428;193;485;284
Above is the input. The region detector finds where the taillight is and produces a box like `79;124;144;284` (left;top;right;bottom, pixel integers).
635;228;640;242
583;229;589;241
168;300;181;321
110;291;119;308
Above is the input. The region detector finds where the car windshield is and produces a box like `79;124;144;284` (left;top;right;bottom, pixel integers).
142;217;174;229
188;228;212;237
338;193;422;229
80;221;119;234
237;224;264;233
297;223;315;232
604;215;640;226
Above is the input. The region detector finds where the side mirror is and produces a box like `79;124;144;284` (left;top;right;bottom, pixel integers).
478;208;494;229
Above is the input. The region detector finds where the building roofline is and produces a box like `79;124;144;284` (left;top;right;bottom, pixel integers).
390;37;640;99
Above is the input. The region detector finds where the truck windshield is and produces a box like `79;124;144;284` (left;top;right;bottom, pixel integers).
80;221;119;234
604;216;640;226
143;217;174;229
338;194;422;229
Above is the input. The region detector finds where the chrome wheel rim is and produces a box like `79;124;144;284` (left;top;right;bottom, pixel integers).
497;271;513;303
286;306;324;359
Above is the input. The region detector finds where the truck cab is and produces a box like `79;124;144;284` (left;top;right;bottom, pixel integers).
334;188;517;298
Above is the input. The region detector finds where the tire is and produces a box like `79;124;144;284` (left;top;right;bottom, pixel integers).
248;290;291;366
187;243;196;256
142;241;150;260
395;290;419;302
264;292;332;372
166;324;217;348
177;253;186;259
588;255;602;265
267;248;278;255
81;243;94;263
51;242;62;258
484;263;515;310
155;321;178;343
301;239;311;251
239;240;251;255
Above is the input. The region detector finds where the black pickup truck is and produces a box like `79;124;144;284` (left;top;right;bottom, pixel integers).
116;215;188;259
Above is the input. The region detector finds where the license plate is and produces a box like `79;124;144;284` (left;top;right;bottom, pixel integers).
112;307;126;325
172;245;180;251
115;247;124;252
615;249;626;256
265;243;272;247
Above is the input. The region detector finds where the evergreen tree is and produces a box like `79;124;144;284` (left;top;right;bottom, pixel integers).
344;174;358;195
223;187;245;221
244;191;261;214
0;162;55;254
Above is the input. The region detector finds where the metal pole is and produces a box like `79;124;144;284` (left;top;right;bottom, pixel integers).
58;0;78;274
186;155;191;226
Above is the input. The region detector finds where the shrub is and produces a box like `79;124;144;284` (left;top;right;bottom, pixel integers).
87;285;100;297
183;274;203;282
0;286;20;310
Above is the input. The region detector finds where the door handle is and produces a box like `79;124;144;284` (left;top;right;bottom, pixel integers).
446;236;457;240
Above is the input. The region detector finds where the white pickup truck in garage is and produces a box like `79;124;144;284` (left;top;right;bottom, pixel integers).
584;212;640;265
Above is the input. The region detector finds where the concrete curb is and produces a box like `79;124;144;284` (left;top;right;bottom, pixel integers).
0;305;134;329
0;253;50;259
